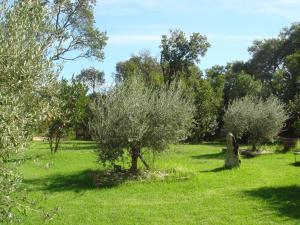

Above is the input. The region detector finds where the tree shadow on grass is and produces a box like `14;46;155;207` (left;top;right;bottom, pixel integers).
188;141;225;148
290;162;300;167
201;166;230;173
245;185;300;220
24;169;132;193
191;151;225;160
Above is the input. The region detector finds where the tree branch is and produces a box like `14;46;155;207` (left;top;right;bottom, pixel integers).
138;153;149;170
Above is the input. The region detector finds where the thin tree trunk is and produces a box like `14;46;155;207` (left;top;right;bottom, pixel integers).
49;136;54;153
54;134;61;153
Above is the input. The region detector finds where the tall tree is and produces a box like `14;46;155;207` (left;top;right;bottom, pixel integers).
47;78;90;153
247;38;284;83
246;23;300;135
160;29;210;84
190;79;221;142
76;68;105;93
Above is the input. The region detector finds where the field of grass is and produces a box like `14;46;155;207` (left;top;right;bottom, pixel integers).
8;141;300;225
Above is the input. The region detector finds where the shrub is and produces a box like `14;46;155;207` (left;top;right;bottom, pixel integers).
224;96;288;151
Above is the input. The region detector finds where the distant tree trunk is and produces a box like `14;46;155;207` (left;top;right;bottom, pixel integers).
48;120;64;154
49;131;61;153
252;144;257;152
225;133;241;168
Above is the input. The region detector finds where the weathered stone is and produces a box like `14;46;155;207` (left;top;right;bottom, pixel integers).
225;133;241;168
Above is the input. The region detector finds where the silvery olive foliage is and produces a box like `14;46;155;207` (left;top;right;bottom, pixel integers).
89;78;195;170
0;1;56;222
224;96;289;150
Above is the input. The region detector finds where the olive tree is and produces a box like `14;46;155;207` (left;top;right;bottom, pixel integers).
224;96;288;151
0;1;56;221
89;78;194;173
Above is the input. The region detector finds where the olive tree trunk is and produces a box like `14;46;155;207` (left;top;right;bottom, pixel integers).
130;147;150;173
130;147;140;173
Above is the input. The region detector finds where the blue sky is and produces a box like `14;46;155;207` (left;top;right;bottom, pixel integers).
62;0;300;84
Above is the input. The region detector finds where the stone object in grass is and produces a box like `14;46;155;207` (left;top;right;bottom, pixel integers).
225;133;241;168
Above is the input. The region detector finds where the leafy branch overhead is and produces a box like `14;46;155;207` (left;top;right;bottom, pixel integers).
44;0;108;61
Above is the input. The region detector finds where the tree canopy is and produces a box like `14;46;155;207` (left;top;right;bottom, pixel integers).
160;29;210;84
115;51;163;87
76;67;105;93
224;96;288;151
89;78;194;172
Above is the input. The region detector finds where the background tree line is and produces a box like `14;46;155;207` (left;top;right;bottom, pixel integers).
47;23;300;145
114;24;300;141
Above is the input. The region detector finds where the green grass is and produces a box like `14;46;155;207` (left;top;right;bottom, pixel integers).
8;141;300;225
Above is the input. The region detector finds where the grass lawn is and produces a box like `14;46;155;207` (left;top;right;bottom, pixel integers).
8;141;300;225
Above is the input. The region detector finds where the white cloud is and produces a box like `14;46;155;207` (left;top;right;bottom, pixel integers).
223;0;300;20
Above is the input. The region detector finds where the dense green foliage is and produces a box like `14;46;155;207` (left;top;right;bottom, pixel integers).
190;79;221;142
47;79;91;153
115;51;163;87
160;29;210;84
288;95;300;136
224;96;289;150
5;141;300;225
89;78;194;171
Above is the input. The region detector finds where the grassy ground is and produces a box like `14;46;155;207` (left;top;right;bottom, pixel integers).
8;141;300;225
